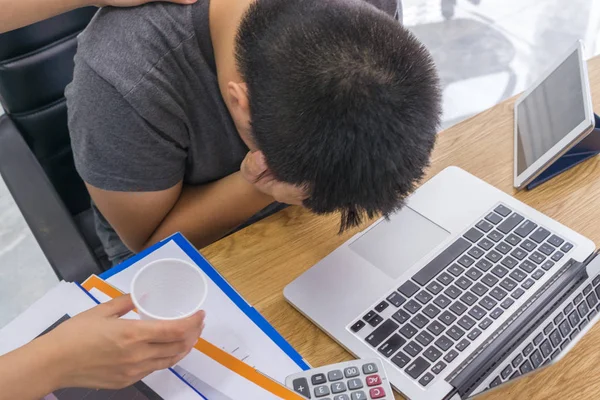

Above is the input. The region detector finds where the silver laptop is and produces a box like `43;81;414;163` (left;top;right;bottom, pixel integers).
285;42;600;400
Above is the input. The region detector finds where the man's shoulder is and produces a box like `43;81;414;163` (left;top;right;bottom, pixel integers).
75;3;197;96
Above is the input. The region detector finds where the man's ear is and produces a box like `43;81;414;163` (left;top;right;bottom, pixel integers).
227;82;256;149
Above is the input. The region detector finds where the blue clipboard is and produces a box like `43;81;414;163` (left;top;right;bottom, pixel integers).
526;113;600;190
98;233;310;371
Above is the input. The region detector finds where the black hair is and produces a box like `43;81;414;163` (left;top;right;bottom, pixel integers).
236;0;441;231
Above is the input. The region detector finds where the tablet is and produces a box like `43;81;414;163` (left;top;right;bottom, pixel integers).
514;41;595;189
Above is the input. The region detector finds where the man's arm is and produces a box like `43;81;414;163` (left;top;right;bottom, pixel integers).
0;0;196;34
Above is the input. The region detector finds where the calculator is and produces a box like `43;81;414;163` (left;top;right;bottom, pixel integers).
285;358;394;399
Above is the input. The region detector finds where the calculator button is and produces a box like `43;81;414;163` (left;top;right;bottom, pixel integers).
331;381;347;394
315;385;330;397
334;395;350;400
312;373;327;385
293;377;311;398
328;370;343;381
348;378;364;390
344;366;360;378
362;363;378;374
351;391;367;400
369;387;386;398
366;375;382;387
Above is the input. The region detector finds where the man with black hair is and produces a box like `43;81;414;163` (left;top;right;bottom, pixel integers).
66;0;441;265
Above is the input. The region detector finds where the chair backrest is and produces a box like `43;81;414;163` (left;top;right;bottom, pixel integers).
0;7;97;216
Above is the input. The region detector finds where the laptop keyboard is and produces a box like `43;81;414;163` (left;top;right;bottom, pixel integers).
349;204;575;387
485;274;600;390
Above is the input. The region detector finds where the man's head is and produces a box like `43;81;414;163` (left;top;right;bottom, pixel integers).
229;0;441;231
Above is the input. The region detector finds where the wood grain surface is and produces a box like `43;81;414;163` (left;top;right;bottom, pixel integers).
202;56;600;399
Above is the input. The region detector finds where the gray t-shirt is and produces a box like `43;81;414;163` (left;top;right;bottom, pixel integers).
66;0;399;264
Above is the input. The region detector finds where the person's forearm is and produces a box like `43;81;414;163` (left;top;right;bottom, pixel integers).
0;337;63;400
141;171;274;250
1;0;93;34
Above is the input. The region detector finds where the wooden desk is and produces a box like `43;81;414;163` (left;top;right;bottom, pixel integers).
203;56;600;399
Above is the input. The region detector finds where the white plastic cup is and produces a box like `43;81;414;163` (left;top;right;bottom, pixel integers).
130;258;208;320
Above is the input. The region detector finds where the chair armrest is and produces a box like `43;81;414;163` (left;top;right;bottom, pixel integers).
0;115;102;282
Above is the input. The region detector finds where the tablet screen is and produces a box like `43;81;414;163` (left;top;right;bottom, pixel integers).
516;50;586;175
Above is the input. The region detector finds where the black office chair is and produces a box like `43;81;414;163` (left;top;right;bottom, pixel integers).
0;8;108;282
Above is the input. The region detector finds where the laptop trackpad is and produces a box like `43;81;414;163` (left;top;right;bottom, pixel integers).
349;207;450;279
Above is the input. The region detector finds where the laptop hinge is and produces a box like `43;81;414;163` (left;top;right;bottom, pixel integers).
447;257;590;397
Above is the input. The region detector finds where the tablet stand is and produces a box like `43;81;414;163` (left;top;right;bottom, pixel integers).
527;113;600;190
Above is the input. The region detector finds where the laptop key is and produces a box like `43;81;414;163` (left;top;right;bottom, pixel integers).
489;376;502;388
398;281;420;297
476;259;493;272
510;248;527;260
523;343;534;357
487;231;504;243
368;315;383;327
490;287;508;301
479;296;498;311
520;360;533;374
434;294;452;309
351;320;366;332
415;291;433;304
450;301;468;316
447;325;465;340
501;256;519;269
530;350;543;368
440;311;457;326
559;320;571;337
552;252;564;262
456;339;470;352
458;255;475;268
392;309;411;324
418;372;435;387
542;260;555;271
482;273;499;287
550;350;560;360
531;228;551;243
515;221;537;238
501;365;513;380
448;264;465;277
427;281;444;295
501;298;515;309
587;292;599;308
411;314;429;329
561;242;573;253
412;238;471;286
479;318;493;330
568;311;581;328
539;243;554;256
511;288;525;299
520;260;536;273
431;361;447;375
506;234;522;246
584;285;593;296
500;278;517;291
498;213;524;234
466;268;483;281
467;328;481;340
485;213;503;225
486;250;503;263
378;334;407;357
391;352;411;368
458;315;476;330
578;302;590;318
495;242;512;255
427;321;445;336
375;301;389;313
476;220;493;232
553;312;565;325
490;308;504;319
494;205;512;217
548;235;564;247
416;331;434;346
491;266;509;278
365;319;399;347
435;335;454;351
444;285;462;299
455;276;473;290
522;279;535;290
533;333;544;346
461;292;478;306
512;354;524;368
520;239;537;252
532;269;545;280
403;341;423;357
406;357;431;379
444;349;459;363
528;252;545;264
464;227;484;243
540;340;553;358
478;238;495;250
404;300;422;314
423;347;442;362
472;283;489;296
468;247;485;259
423;304;441;319
468;306;486;321
437;272;454;286
399;324;418;339
386;292;406;307
510;269;526;282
